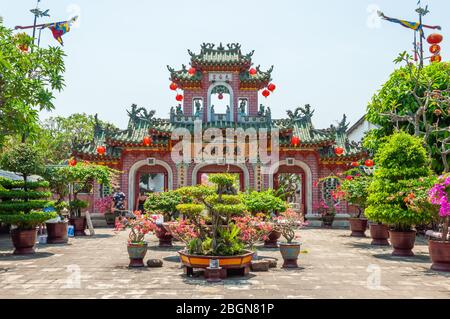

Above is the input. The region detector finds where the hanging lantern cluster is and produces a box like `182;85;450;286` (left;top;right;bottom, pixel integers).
261;83;276;98
97;145;106;156
169;81;184;102
427;33;443;63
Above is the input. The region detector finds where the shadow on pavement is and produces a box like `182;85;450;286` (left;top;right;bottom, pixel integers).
372;253;430;263
0;251;54;260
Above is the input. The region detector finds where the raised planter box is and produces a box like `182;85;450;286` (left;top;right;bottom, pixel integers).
178;250;254;279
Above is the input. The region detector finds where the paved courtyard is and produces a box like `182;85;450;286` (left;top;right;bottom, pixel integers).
0;227;449;299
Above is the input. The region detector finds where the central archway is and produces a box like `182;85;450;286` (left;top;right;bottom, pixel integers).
191;163;249;191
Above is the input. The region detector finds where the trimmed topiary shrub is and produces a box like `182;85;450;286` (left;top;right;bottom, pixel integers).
365;132;434;231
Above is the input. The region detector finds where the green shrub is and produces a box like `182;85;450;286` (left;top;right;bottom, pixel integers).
0;211;57;229
0;190;52;200
144;191;191;221
243;190;287;216
0;177;50;190
365;132;434;230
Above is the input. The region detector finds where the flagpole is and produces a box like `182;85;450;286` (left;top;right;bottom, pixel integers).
419;11;424;68
30;0;40;53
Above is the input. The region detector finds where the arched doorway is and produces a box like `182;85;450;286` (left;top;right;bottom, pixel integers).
128;159;173;211
268;159;312;214
206;82;234;122
191;163;249;192
274;166;306;214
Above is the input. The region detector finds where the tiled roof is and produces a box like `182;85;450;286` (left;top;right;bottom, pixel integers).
189;43;253;68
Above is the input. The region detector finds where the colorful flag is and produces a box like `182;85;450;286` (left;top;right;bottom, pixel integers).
46;16;78;46
378;12;424;38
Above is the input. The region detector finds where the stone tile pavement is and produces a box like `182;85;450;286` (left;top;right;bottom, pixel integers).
0;228;449;299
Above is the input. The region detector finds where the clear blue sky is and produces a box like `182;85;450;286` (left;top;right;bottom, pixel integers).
1;0;449;129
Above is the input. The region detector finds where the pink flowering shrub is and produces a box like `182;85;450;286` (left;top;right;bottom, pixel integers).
167;219;199;245
429;175;450;242
233;215;273;250
127;211;158;245
94;196;113;214
274;208;305;243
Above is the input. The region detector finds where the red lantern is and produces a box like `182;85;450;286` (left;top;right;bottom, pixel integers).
218;93;223;100
97;145;106;155
431;55;442;63
249;68;257;76
291;136;301;146
188;67;196;76
345;175;353;181
427;33;443;45
169;82;178;91
429;44;441;54
262;89;270;98
334;147;344;156
143;136;152;146
68;158;77;167
267;83;276;92
351;161;359;167
176;94;183;101
365;159;374;167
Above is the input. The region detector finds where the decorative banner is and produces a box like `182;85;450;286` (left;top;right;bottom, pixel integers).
45;16;78;46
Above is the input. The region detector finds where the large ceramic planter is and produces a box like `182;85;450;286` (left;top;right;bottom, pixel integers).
389;230;416;256
264;229;282;248
155;224;173;247
322;214;335;228
370;223;390;246
178;250;254;278
429;240;450;272
349;218;368;237
127;242;148;267
11;229;37;255
46;222;68;244
104;213;115;226
69;217;86;236
279;242;301;268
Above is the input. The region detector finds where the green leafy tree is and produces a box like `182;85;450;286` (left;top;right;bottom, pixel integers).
365;53;450;172
144;190;192;221
365;132;434;231
0;23;65;147
243;190;287;217
338;174;372;218
35;114;118;164
0;143;56;229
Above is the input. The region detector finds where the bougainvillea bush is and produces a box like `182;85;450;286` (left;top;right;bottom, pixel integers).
335;169;372;218
428;175;450;241
233;215;272;250
94;196;113;214
365;132;435;231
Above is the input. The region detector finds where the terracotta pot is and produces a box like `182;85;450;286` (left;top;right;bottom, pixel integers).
46;222;68;244
155;224;173;247
279;242;301;268
69;217;86;236
370;223;390;246
349;218;368;237
104;213;115;226
389;230;416;256
11;229;37;255
429;240;450;272
264;229;282;248
127;242;148;267
322;214;335;227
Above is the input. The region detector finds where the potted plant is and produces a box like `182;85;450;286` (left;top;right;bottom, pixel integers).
55;162;119;236
232;215;273;258
144;190;190;247
126;211;157;267
175;175;254;279
45;201;69;244
0;143;56;254
428;175;450;272
318;176;340;227
365;132;435;256
243;190;287;248
277;208;304;268
95;196;114;226
337;171;371;237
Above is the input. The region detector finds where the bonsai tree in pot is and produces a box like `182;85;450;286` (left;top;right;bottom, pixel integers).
337;169;372;237
276;208;304;268
0;143;56;254
243;190;287;248
174;174;253;278
427;175;450;272
126;211;157;267
365;132;434;256
144;190;191;247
